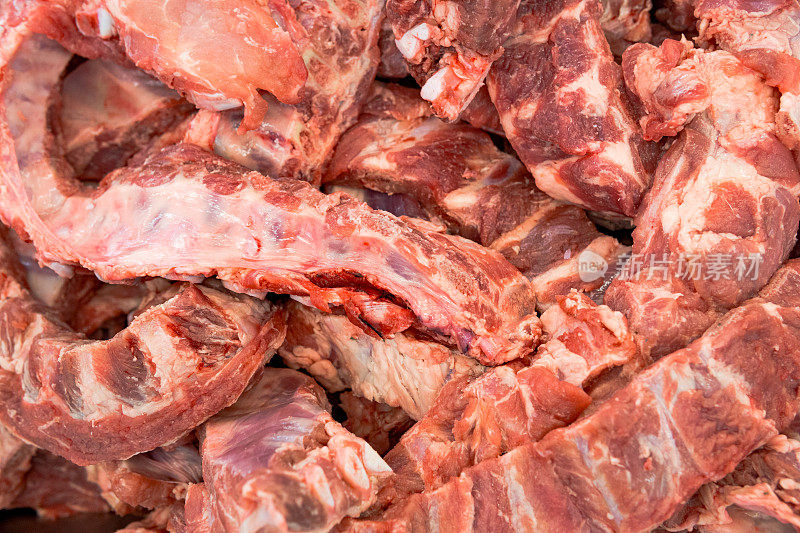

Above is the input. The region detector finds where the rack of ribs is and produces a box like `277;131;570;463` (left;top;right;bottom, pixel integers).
0;33;541;366
348;259;800;532
0;225;287;464
606;39;800;357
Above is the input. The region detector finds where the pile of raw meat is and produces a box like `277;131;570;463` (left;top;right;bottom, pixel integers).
1;0;800;531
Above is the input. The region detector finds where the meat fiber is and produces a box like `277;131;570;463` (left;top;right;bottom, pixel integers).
90;443;201;513
694;0;800;150
8;0;308;131
0;225;287;465
0;34;541;366
486;0;655;219
340;393;415;456
353;260;800;533
606;40;800;356
9;451;109;519
385;0;522;120
377;14;408;79
187;368;392;532
279;300;484;419
210;0;383;183
600;0;653;56
325;83;628;308
0;423;34;508
54;58;194;180
373;292;636;512
663;434;800;531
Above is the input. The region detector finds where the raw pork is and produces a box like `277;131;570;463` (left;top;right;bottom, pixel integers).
0;32;540;365
187;369;392;532
0;225;287;465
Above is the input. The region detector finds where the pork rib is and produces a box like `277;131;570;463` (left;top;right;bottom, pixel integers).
373;292;636;513
0;225;287;465
187;368;392;532
694;0;800;150
357;260;800;532
0;34;540;366
486;0;655;218
54;58;194;180
385;0;521;120
210;0;384;184
279;300;484;420
325;83;627;308
10;0;308;132
607;40;800;356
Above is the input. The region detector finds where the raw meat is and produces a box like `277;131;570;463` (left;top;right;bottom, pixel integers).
279;300;484;419
187;368;392;532
210;0;384;183
694;0;800;150
655;0;697;32
600;0;653;56
486;0;656;218
340;393;415;456
377;13;408;79
54;58;194;180
0;35;541;366
13;0;308;131
325;82;628;308
374;292;636;511
459;86;504;135
606;40;800;356
0;225;287;465
663;434;800;531
90;443;201;512
354;259;800;532
385;0;522;120
0;423;34;508
9;451;109;519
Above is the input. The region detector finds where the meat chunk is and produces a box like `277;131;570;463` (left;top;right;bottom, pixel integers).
607;40;800;356
663;434;800;531
374;292;636;511
90;443;201;513
340;393;415;456
600;0;653;56
0;225;287;465
694;0;800;150
0;35;541;366
15;0;308;131
486;0;655;218
54;58;194;180
357;260;800;532
10;451;109;519
325;83;628;308
279;300;484;420
386;0;522;120
187;369;392;532
377;14;409;79
210;0;383;183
